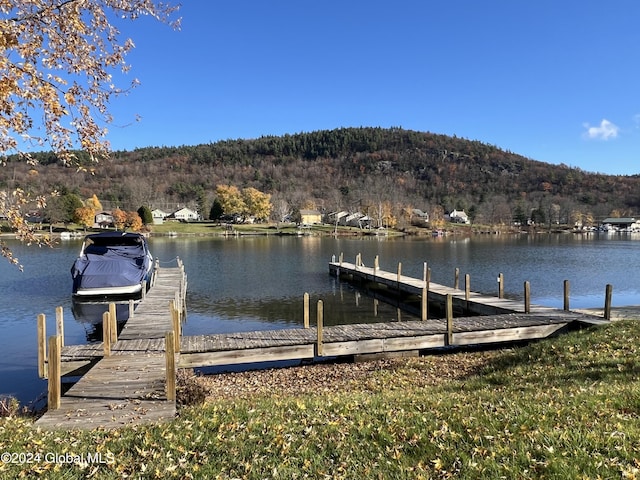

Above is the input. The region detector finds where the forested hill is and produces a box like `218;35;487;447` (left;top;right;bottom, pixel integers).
8;127;640;225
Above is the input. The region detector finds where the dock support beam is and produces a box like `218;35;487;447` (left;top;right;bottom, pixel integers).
102;312;111;356
446;294;454;345
421;262;429;321
165;331;176;402
303;293;310;328
564;280;570;311
37;313;46;378
465;274;471;301
316;300;324;356
498;273;504;299
47;335;61;410
109;303;117;343
604;284;613;320
524;281;531;313
56;306;64;347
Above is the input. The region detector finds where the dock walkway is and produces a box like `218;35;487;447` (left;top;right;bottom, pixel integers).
35;266;185;430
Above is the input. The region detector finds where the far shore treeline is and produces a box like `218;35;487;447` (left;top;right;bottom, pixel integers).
4;127;640;229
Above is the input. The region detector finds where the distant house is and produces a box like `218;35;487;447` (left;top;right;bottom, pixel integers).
412;209;430;224
326;211;349;225
151;209;168;225
94;211;114;228
169;207;199;222
447;209;470;224
300;209;322;225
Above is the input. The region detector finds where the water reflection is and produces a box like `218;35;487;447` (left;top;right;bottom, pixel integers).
71;300;130;342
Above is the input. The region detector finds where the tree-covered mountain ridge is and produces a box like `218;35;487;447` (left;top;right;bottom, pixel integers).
9;127;640;225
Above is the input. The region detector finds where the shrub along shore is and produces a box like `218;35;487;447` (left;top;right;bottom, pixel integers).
0;318;638;479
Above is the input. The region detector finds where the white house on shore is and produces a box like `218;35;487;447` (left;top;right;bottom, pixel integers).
447;209;470;224
167;207;200;222
152;209;169;225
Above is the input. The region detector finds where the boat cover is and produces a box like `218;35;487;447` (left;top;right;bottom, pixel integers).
71;233;151;291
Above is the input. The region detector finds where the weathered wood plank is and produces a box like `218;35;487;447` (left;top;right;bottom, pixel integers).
179;344;316;369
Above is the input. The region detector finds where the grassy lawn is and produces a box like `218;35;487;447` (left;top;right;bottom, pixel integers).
1;319;639;478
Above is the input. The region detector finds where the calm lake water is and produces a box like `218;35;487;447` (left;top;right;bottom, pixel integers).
2;233;639;405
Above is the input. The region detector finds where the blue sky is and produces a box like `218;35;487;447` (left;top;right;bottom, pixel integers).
104;1;640;175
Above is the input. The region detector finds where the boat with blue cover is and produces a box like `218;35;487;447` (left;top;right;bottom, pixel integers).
71;231;153;298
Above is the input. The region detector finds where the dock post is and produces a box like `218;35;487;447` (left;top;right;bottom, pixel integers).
563;280;570;311
37;313;46;378
339;252;343;266
498;273;504;299
374;255;379;275
524;281;531;313
55;306;64;347
454;268;460;289
421;262;429;321
397;262;402;283
170;300;181;351
102;312;111;356
604;284;613;320
316;300;324;356
165;331;176;402
141;280;147;299
446;294;454;345
129;299;135;319
109;303;117;343
303;293;310;328
421;286;428;321
465;274;470;301
47;335;61;410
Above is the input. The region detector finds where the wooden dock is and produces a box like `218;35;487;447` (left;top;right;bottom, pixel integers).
35;255;610;430
35;264;186;430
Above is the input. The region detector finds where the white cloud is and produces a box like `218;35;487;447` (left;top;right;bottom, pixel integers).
582;119;619;140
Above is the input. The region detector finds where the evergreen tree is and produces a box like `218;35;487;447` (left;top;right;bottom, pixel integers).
137;206;153;225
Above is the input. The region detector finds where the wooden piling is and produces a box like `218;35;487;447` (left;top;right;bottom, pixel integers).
421;286;428;321
498;273;504;299
55;306;64;347
397;262;402;283
564;280;570;311
316;300;324;356
47;335;61;410
374;255;379;274
165;331;176;402
465;274;470;301
454;267;460;289
102;312;111;357
604;284;613;320
109;303;117;343
303;292;310;328
446;294;454;345
129;299;135;319
37;313;46;379
170;300;180;351
421;262;429;321
524;281;531;313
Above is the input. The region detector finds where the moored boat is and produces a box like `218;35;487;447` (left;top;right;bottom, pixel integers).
71;231;153;298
